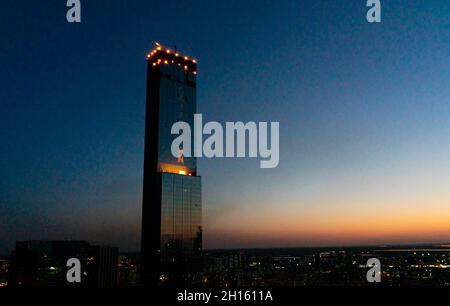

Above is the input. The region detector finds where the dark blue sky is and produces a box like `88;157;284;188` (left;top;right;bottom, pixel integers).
1;1;449;254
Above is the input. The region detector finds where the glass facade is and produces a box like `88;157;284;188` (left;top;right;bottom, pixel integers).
157;64;197;173
160;173;201;263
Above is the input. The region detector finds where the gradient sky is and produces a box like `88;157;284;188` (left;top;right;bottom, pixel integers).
1;0;450;254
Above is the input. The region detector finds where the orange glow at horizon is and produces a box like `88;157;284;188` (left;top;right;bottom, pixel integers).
205;198;450;247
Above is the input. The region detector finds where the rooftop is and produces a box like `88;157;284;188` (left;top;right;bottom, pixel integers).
146;43;197;74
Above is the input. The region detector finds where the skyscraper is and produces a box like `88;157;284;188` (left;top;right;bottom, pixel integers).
141;44;202;286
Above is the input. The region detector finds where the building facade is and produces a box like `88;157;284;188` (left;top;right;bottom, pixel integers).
8;240;118;287
141;45;202;286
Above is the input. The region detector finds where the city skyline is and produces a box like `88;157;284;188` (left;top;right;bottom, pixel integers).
1;0;450;254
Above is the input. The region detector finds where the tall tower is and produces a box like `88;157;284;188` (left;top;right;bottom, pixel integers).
141;44;202;286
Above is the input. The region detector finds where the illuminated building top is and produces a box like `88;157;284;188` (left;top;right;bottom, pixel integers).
146;43;197;75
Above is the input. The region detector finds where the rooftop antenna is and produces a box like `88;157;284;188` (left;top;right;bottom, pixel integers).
154;41;178;54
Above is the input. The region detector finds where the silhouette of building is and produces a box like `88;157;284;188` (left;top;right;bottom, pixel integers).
8;240;118;287
89;246;119;287
141;44;202;286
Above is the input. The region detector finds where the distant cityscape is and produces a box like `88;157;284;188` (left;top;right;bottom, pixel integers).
3;0;450;291
2;44;450;289
2;241;450;287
